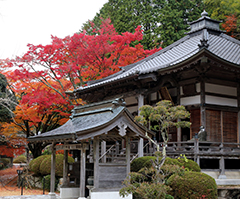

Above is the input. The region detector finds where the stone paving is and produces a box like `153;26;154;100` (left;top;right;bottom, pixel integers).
0;194;60;199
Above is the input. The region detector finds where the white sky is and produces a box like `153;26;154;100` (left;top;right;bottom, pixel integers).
0;0;108;59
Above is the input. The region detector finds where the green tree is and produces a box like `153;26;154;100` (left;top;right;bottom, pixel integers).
0;73;16;122
204;0;240;40
81;0;203;49
135;100;191;163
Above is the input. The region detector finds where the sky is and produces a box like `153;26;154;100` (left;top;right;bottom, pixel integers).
0;0;108;59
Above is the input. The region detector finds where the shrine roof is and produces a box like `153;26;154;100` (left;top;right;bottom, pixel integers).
72;11;240;94
27;98;154;143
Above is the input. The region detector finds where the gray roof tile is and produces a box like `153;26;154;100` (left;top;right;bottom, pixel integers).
75;14;240;93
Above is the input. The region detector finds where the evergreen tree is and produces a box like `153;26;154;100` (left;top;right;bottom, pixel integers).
0;74;16;122
81;0;203;49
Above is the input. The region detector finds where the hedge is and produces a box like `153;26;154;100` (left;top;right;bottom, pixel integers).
167;171;218;199
39;154;74;177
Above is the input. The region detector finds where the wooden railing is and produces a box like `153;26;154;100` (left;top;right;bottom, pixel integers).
157;141;240;159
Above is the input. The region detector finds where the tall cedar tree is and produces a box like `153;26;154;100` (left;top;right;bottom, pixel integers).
1;19;160;158
81;0;204;49
204;0;240;40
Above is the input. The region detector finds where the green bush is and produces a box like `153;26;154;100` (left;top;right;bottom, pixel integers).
177;158;201;172
135;182;173;199
143;156;182;169
131;156;155;172
29;155;50;175
13;155;26;163
0;158;11;169
40;154;74;177
167;171;218;199
42;174;59;191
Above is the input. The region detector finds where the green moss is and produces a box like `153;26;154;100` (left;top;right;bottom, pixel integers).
13;155;26;163
39;154;74;177
167;171;218;199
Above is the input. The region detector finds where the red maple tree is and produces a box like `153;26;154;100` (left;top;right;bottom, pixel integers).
1;19;161;158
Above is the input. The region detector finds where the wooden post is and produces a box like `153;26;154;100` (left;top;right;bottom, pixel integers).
138;94;144;115
177;118;182;146
138;138;143;157
79;143;86;197
218;143;226;179
93;138;99;189
49;142;56;199
101;141;106;163
200;80;206;129
62;149;68;187
194;137;199;165
126;136;131;175
218;157;226;179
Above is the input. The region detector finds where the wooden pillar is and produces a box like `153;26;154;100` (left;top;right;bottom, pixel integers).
177;118;182;145
138;94;144;115
200;80;206;128
101;141;106;163
126;136;131;175
218;156;226;179
138;138;143;157
49;142;56;199
237;82;240;143
62;149;68;187
93;138;99;189
80;144;86;197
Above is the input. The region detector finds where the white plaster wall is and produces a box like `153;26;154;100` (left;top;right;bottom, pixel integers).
205;95;238;107
150;92;157;101
125;96;137;105
127;106;138;114
180;95;200;105
205;83;237;96
196;83;200;93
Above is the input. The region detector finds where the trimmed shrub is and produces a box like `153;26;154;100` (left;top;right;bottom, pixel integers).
13;155;26;163
40;154;74;177
143;157;182;169
135;182;173;199
131;156;155;172
0;158;11;169
177;158;201;172
29;155;50;175
42;174;59;191
167;171;218;199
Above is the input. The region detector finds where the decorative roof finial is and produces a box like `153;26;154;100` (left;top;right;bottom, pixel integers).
201;10;208;17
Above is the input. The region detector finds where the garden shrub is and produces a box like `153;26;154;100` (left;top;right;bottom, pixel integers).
39;154;74;177
167;171;218;199
131;156;155;172
13;155;26;163
42;174;59;191
177;158;201;172
29;155;50;175
143;156;182;169
135;182;173;199
0;158;11;169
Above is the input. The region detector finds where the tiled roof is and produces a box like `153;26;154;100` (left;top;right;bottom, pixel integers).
28;98;153;142
75;12;240;93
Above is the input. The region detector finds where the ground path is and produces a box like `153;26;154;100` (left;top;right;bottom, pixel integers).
0;165;59;198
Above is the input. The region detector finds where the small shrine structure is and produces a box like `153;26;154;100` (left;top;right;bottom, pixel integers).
28;98;154;199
